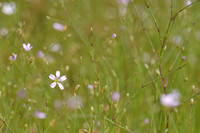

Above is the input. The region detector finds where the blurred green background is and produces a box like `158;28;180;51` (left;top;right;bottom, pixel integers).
0;0;200;132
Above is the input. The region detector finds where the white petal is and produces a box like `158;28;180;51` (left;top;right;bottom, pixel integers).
59;76;67;82
23;43;26;49
49;74;56;80
50;82;56;88
27;43;30;48
56;71;60;78
57;82;64;90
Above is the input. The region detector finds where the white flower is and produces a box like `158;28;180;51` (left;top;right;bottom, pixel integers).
185;0;192;5
53;22;66;32
160;90;181;108
34;111;46;119
49;71;67;90
2;2;16;15
51;44;61;52
23;43;33;52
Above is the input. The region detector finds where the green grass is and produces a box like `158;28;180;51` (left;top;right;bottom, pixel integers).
0;0;200;132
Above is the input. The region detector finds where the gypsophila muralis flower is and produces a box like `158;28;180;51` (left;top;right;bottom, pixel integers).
34;111;46;119
112;33;117;39
160;90;181;108
49;71;67;90
23;43;33;52
9;53;17;62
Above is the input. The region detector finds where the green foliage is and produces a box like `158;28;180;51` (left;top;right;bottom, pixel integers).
0;0;200;132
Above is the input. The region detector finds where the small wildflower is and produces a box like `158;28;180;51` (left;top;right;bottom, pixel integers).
66;96;84;109
23;43;33;52
49;71;67;90
182;56;186;60
2;2;16;15
0;28;9;37
112;91;120;102
112;33;117;39
88;84;94;90
144;118;149;124
34;111;46;119
17;89;26;99
160;90;181;108
118;0;130;5
38;51;44;58
9;53;17;62
51;44;61;52
53;22;67;32
185;0;192;5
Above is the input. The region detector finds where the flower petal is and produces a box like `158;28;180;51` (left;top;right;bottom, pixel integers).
50;82;56;88
23;43;27;49
27;43;30;48
56;71;60;78
59;76;67;82
9;56;13;61
13;53;17;60
57;82;64;90
49;74;56;80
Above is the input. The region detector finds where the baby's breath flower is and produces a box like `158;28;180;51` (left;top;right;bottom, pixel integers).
49;71;67;90
23;43;33;52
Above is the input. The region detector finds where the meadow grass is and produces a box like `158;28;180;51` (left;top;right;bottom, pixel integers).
0;0;200;132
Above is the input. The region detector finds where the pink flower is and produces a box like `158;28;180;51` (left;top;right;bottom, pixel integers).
112;33;117;39
34;111;46;119
53;22;65;32
9;53;17;62
88;84;94;90
38;51;44;58
49;71;67;90
112;91;120;102
23;43;33;52
160;90;181;108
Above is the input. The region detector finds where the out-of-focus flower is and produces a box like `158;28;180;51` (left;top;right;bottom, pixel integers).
51;44;61;52
182;56;186;60
34;111;46;119
66;96;84;109
53;22;67;32
17;89;26;99
0;28;9;37
2;2;16;15
112;91;120;102
38;51;44;58
49;71;67;90
23;43;33;52
9;53;17;62
88;84;94;90
160;90;181;108
118;0;130;6
112;33;117;39
54;100;62;109
144;118;149;124
185;0;192;5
